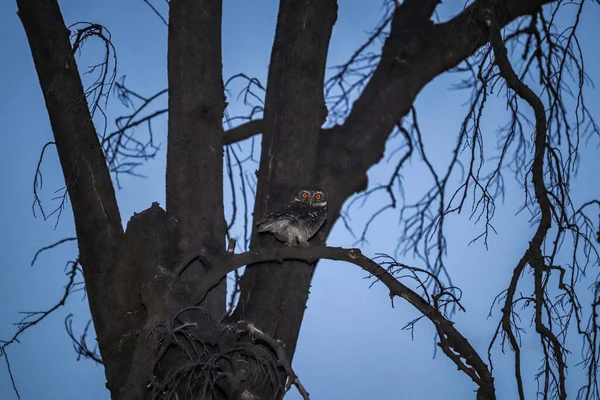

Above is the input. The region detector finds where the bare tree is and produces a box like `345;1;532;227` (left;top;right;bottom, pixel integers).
3;0;599;399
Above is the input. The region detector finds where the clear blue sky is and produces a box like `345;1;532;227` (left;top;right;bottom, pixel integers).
1;1;599;399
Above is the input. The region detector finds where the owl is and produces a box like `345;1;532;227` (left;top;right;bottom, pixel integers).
256;189;327;247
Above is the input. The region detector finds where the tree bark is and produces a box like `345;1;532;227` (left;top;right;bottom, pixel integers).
231;0;337;354
231;0;338;358
16;0;130;392
166;0;227;316
233;0;554;367
320;0;554;215
16;0;558;398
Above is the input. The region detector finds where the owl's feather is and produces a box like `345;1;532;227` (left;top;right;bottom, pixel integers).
256;218;290;233
256;190;327;246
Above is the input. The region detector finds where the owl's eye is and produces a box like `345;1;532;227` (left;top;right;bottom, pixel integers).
301;192;308;199
314;193;322;200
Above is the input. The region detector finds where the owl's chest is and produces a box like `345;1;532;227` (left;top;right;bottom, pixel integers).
291;207;325;232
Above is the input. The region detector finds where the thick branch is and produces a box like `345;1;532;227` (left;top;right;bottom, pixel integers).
319;0;555;206
189;246;495;398
17;0;123;346
224;119;263;145
166;0;227;315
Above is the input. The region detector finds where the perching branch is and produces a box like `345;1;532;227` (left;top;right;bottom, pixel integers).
186;246;495;398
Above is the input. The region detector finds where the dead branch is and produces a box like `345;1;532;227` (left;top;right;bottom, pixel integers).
104;80;166;181
31;141;56;220
142;0;168;26
1;260;81;350
186;246;495;398
30;237;77;266
17;0;124;343
224;119;263;145
64;314;103;364
317;1;561;305
69;23;117;119
486;6;571;399
1;259;82;397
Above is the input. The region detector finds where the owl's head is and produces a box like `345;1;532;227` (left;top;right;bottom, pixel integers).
295;189;327;207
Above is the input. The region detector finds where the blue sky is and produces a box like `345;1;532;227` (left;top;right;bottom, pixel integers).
1;1;599;399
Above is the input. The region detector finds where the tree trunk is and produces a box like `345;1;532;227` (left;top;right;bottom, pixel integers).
16;0;556;398
231;0;338;359
166;0;227;317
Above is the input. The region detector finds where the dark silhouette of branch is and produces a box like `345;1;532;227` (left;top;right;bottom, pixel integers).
324;3;392;123
142;0;168;26
428;4;600;397
187;246;495;398
18;0;124;295
224;119;263;145
1;348;19;400
110;109;167;139
31;141;55;220
1;260;80;350
31;141;71;228
103;80;166;182
103;76;261;184
67;22;117;128
17;2;127;397
64;314;103;364
12;1;599;399
1;259;82;397
30;237;77;266
486;7;570;399
315;1;562;304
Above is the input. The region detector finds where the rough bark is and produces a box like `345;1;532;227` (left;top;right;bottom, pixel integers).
231;0;338;357
233;0;554;365
16;0;129;392
108;203;179;396
320;0;554;217
16;0;559;398
166;0;227;316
